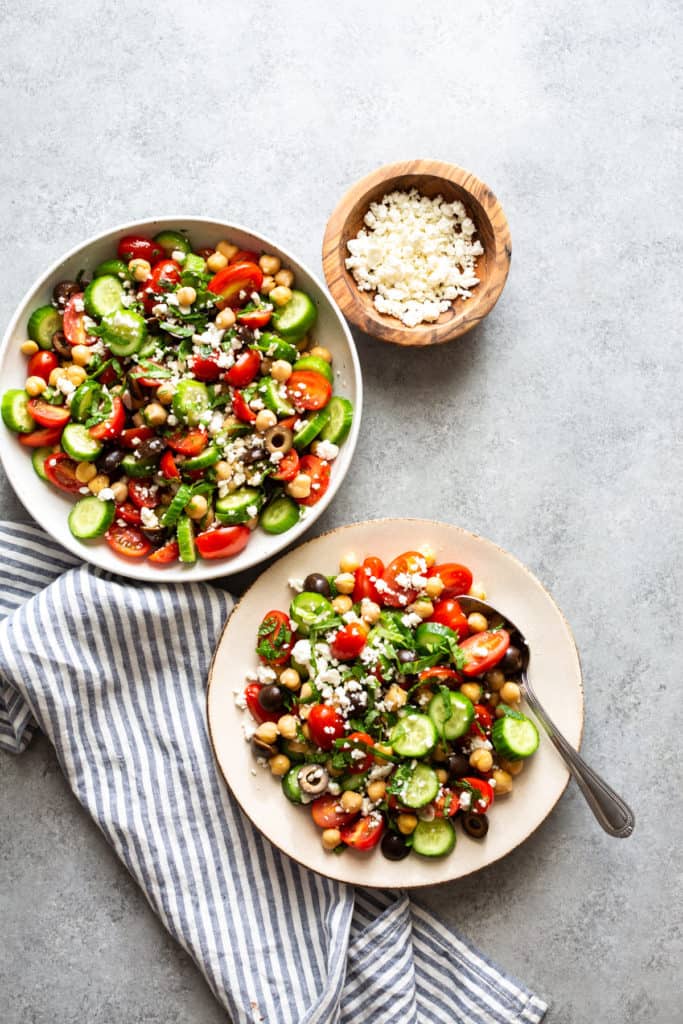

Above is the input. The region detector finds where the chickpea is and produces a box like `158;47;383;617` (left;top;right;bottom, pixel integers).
468;581;487;600
499;756;524;776
276;714;298;739
486;669;506;691
20;340;39;356
467;612;489;633
268;754;290;777
261;275;276;295
88;474;110;496
207;251;228;272
155;382;175;405
66;365;87;386
71;344;92;367
185;494;208;520
254;721;278;744
339;552;360;573
110;480;129;503
500;681;521;704
492;768;513;795
298;682;313;701
397;813;418;835
366;780;386;803
469;748;494;773
360;599;381;624
75;461;97;484
286;473;312;500
373;743;393;763
309;345;332;363
128;258;151;282
216;241;239;260
279;668;300;691
332;595;353;614
48;367;63;387
270;359;292;382
144;402;168;427
322;828;341;851
25;375;47;397
384;684;408;711
340;790;363;813
408;599;434;620
436;768;448;784
488;694;500;708
215;460;232;481
418;544;436;567
300;720;311;736
255;409;277;432
425;576;445;599
269;285;292;307
259;253;281;276
177;285;197;307
334;572;355;595
216;307;236;330
460;682;482;703
327;761;345;778
274;268;295;288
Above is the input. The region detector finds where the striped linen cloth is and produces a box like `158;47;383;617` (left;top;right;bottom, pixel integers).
0;521;547;1024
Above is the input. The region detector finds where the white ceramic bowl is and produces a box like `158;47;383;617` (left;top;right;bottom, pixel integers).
0;217;362;581
208;519;584;887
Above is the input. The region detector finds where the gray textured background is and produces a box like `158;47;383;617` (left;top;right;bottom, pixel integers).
1;1;681;1022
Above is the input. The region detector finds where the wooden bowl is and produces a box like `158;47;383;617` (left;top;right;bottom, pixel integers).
322;160;512;347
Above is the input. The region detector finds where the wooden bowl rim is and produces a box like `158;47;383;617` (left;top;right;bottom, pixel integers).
322;159;512;347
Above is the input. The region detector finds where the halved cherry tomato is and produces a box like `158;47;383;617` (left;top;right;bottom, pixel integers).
120;426;155;449
286;370;332;412
429;598;470;639
330;621;368;661
380;550;425;607
256;609;294;666
63;293;96;346
353;556;385;604
457;777;495;813
190;355;222;382
89;396;125;440
105;525;152;559
27;351;59;381
166;429;207;456
195;525;250;560
44;453;81;493
271;449;300;482
207;261;263;307
226;349;261;387
232;390;256;423
117;234;164;263
306;704;346;750
229;249;259;265
99;364;118;387
159;449;180;479
427;563;473;598
19;426;62;447
460;630;510;678
140;259;182;312
471;704;494;734
434;790;460;818
130;362;170;387
148;540;180;564
237;308;272;330
27;399;70;429
244;682;281;725
340;731;374;774
116;502;142;526
340;815;385;850
418;666;463;688
128;478;160;509
311;794;358;830
296;455;330;506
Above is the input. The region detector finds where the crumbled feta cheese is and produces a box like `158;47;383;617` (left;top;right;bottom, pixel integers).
401;612;423;629
288;577;304;592
171;249;186;263
140;507;160;529
97;488;115;503
314;440;339;461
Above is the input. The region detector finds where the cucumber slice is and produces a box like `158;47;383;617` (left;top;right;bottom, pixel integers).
280;739;308;764
400;764;440;809
172;379;210;426
154;229;192;256
68;495;115;539
31;445;56;480
289;591;334;635
27;306;62;349
320;396;354;445
258;378;294;417
70;380;101;422
182;252;206;277
101;309;147;356
271;290;317;341
293;408;330;450
492;714;539;760
259;495;300;534
428;691;474;741
389;713;438;758
412;817;456;858
340;773;367;792
120;452;161;478
1;389;35;433
282;766;304;803
215;486;262;524
160;484;193;528
83;275;124;319
181;446;220;471
293;355;333;383
415;621;459;654
61;423;103;462
93;258;130;280
253;333;298;363
176;515;197;563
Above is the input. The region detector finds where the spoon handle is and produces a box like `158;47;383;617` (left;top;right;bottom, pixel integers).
521;679;635;838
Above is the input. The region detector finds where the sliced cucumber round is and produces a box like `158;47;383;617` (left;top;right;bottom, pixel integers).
271;290;317;341
289;591;334;635
100;309;147;356
259;495;300;534
259;377;294;417
415;621;459;654
154;229;192;256
428;690;474;741
70;380;101;422
400;764;440;809
293;355;333;382
215;487;262;524
84;275;124;319
282;766;304;803
1;389;35;433
293;408;330;450
176;515;197;563
31;445;56;480
181;445;220;471
61;423;103;462
68;495;115;539
412;817;456;858
120;451;160;478
93;258;130;280
172;379;210;426
340;773;367;792
320;396;354;445
254;333;298;363
389;713;438;758
160;484;193;528
492;714;539;760
27;306;62;349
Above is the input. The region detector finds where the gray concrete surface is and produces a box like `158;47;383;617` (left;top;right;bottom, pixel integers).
1;1;680;1021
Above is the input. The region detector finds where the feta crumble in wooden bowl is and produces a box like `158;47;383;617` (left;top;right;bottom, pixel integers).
323;161;511;347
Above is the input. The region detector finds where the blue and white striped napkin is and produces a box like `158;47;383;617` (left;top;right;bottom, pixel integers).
0;521;547;1024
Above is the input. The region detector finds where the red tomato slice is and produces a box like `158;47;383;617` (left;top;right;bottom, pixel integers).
229;249;259;265
380;550;425;607
140;259;182;312
340;815;385;850
130;362;170;387
105;525;152;559
89;396;125;440
427;563;473;598
63;293;97;346
231;390;257;423
296;455;330;506
271;449;299;482
330;622;368;661
120;426;155;449
27;351;58;381
19;426;62;447
27;399;70;428
457;777;495;814
418;666;463;687
244;682;281;725
460;630;510;678
237;309;272;329
434;790;461;818
353;556;385;604
471;704;494;734
99;364;118;387
116;502;142;526
148;540;180;564
226;350;261;387
429;598;470;639
207;262;263;307
340;731;374;774
117;234;164;263
286;370;332;412
190;355;222;382
306;704;346;751
195;525;250;560
311;794;358;830
256;610;294;666
159;449;180;479
127;478;160;509
166;429;207;455
44;453;81;493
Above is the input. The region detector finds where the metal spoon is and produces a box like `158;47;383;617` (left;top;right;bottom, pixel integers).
457;596;635;838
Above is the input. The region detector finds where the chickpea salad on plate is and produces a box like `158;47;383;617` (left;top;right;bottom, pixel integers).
1;230;354;565
238;546;540;860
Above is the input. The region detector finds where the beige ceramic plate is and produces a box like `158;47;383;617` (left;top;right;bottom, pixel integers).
207;519;584;887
